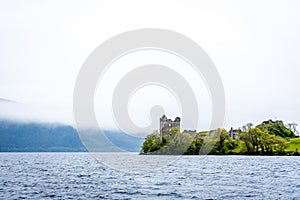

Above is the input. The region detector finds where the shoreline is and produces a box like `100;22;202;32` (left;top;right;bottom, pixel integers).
0;151;299;156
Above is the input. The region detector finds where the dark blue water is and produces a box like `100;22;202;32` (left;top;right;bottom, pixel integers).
0;153;299;199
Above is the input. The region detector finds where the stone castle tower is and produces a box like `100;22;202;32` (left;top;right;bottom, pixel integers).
160;115;181;138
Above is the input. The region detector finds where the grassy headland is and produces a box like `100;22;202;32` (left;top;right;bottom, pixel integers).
141;120;300;155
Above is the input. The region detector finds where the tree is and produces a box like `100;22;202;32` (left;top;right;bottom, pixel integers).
184;138;203;155
239;132;253;153
287;123;299;136
218;129;230;153
141;131;161;153
273;136;289;154
257;120;295;138
169;127;179;136
241;123;254;133
239;127;264;154
246;123;254;129
167;127;193;154
239;125;288;155
258;129;271;154
226;139;237;150
249;128;263;153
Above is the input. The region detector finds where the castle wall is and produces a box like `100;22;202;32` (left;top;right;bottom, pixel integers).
159;115;180;138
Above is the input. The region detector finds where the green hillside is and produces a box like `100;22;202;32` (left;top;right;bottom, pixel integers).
141;120;299;155
285;138;300;152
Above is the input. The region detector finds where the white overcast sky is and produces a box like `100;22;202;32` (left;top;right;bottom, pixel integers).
0;0;300;132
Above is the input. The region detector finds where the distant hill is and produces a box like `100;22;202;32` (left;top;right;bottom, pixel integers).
257;119;295;138
0;120;143;152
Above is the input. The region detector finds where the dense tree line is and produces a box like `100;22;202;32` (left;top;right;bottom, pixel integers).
141;120;295;155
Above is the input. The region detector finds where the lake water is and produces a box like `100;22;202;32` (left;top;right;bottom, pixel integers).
0;153;299;199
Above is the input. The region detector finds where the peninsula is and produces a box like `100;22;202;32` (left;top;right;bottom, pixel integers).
141;115;300;155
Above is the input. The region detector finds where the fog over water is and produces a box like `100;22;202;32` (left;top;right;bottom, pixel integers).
0;1;300;132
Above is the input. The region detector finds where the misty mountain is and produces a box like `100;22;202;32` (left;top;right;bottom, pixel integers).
0;120;143;152
0;98;18;104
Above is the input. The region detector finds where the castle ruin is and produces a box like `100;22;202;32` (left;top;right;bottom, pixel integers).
159;115;198;139
160;115;181;138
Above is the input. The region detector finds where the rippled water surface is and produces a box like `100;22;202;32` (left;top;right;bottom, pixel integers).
1;153;299;199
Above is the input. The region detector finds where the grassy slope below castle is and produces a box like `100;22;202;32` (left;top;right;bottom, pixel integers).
285;137;300;153
141;120;300;155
